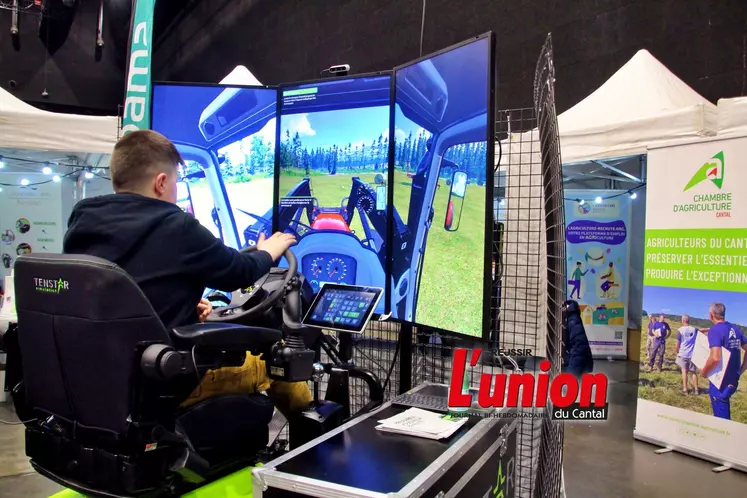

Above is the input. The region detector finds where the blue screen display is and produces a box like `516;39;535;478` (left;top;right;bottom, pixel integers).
152;84;277;251
390;37;491;338
277;75;391;313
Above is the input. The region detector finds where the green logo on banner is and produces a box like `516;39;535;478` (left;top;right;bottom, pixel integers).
122;0;157;135
683;151;725;191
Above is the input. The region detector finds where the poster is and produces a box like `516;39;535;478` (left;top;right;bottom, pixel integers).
635;135;747;472
0;173;64;281
564;191;631;358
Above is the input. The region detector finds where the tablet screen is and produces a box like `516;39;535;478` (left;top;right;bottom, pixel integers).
303;284;383;334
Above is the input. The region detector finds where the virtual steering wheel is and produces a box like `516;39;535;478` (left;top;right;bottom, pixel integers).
206;246;298;323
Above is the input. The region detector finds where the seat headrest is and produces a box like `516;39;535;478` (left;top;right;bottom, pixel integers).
14;254;160;321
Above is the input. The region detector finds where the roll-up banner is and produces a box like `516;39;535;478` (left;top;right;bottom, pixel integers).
564;190;631;358
635;135;747;472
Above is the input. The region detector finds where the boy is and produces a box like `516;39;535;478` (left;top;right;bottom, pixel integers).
675;314;698;394
63;130;309;417
700;303;747;420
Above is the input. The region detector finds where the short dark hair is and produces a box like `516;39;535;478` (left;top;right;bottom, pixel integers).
110;130;183;191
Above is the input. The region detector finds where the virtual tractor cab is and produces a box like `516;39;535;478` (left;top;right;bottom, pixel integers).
164;86;277;251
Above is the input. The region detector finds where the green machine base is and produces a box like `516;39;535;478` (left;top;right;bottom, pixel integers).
49;465;260;498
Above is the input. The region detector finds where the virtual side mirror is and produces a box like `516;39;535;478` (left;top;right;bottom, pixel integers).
176;181;194;216
444;171;467;231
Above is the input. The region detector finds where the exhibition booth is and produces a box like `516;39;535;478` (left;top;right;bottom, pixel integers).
555;49;717;359
3;33;546;498
0;87;119;286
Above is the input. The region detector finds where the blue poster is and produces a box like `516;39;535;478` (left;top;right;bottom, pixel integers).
564;191;632;358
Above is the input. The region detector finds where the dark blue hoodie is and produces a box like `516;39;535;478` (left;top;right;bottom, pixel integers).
63;193;273;329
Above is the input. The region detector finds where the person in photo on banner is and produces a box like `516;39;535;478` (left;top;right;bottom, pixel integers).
569;261;587;299
646;315;656;361
647;314;671;372
562;300;594;378
675;315;699;395
700;303;747;420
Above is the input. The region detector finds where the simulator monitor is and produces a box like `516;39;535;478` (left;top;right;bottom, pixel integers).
389;33;495;339
276;74;392;314
152;83;278;250
302;284;383;334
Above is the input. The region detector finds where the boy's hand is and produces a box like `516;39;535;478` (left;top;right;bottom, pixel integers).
197;298;212;322
257;232;297;261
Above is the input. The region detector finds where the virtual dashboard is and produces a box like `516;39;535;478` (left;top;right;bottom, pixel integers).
302;253;357;293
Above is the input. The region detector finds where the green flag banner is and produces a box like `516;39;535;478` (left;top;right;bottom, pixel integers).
122;0;157;134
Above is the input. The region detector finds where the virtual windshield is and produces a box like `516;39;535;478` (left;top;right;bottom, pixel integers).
278;75;391;296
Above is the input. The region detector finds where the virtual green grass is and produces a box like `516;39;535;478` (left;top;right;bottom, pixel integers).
282;170;486;337
190;170;487;337
637;322;747;424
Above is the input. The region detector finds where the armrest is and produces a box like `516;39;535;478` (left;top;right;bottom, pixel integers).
171;323;282;350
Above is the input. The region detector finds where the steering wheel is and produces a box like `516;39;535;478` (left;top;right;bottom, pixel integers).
206;246;298;322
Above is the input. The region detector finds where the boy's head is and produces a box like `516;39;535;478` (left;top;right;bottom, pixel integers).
681;314;690;325
576;262;582;267
110;130;183;203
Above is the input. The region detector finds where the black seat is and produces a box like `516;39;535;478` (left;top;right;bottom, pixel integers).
10;254;283;497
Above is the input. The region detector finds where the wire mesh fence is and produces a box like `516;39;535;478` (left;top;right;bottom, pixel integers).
532;33;567;498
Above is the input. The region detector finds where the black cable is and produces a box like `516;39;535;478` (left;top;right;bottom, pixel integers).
419;0;427;57
352;343;387;372
0;154;111;169
0;169;109;188
382;332;401;396
494;137;502;172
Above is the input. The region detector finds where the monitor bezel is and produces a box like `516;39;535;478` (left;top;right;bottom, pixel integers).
302;283;384;334
388;32;496;342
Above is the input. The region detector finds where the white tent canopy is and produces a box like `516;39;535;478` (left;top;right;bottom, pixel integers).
558;49;716;164
0;87;119;154
219;65;263;86
717;96;747;137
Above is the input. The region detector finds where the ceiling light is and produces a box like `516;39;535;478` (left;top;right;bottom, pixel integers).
595;196;603;204
578;199;585;205
53;175;61;183
42;166;52;175
630;192;637;199
20;178;29;186
84;171;94;179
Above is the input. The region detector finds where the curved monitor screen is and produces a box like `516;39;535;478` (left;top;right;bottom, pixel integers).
152;84;277;251
390;36;493;339
277;74;392;313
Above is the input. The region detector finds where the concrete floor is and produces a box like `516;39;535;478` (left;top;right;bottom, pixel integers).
1;361;746;497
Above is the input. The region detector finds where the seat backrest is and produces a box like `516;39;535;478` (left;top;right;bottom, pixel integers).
14;254;171;435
